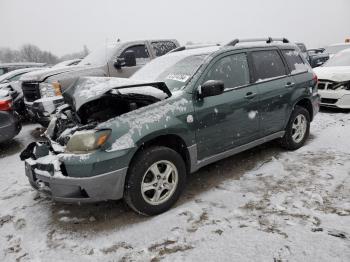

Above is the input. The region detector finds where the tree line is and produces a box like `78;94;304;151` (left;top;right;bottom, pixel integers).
0;44;89;65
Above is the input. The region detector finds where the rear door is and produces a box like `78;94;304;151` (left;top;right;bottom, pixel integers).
281;49;314;114
250;49;294;136
193;52;260;160
108;43;152;77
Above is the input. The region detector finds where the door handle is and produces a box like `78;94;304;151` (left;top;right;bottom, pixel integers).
285;82;295;88
245;92;257;99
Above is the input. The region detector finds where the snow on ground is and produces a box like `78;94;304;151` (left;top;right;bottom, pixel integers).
0;110;350;262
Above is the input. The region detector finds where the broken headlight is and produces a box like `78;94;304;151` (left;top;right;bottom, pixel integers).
39;82;62;98
66;129;111;154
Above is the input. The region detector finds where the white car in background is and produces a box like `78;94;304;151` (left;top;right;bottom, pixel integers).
313;48;350;109
324;43;350;57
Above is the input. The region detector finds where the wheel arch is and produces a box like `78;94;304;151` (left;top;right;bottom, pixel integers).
128;134;192;175
293;97;314;121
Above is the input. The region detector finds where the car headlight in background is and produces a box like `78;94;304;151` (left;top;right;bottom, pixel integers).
39;81;62;98
66;129;111;154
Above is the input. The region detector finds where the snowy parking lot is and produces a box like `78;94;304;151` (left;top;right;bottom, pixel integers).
0;109;349;262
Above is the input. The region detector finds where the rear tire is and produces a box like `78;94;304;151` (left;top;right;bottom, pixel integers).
280;106;310;150
124;146;186;216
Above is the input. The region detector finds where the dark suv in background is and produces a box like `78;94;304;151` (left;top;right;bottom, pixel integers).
22;38;320;216
296;42;329;68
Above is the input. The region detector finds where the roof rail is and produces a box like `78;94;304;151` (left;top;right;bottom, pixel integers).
225;37;289;47
169;43;220;53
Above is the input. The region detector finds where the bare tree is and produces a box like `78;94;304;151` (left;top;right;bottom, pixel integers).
0;44;86;64
0;48;21;63
20;44;42;62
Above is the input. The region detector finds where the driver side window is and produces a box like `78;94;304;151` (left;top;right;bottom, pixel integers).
204;53;250;89
120;45;150;66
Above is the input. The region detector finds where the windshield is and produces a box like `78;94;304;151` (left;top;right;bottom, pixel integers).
324;45;350;55
323;50;350;67
131;54;208;91
79;45;118;66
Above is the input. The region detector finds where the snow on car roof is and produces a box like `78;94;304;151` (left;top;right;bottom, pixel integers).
0;67;44;82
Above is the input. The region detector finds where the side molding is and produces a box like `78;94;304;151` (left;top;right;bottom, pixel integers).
188;131;285;173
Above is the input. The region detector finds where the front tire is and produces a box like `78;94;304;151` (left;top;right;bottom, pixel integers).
124;146;186;216
280;106;310;150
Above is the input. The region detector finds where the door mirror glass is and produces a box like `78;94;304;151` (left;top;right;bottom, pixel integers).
198;80;224;98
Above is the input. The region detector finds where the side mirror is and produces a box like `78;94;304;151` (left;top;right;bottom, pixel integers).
124;50;136;67
198;80;224;99
114;58;124;69
114;50;136;69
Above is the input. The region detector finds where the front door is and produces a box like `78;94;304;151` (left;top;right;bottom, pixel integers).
193;52;260;160
108;44;151;78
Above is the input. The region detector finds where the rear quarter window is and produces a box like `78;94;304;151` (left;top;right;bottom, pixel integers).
282;50;310;74
251;50;287;82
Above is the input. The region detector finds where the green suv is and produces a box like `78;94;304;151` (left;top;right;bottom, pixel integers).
21;38;320;216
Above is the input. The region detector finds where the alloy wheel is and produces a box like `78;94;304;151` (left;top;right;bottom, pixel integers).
141;160;179;205
292;114;307;143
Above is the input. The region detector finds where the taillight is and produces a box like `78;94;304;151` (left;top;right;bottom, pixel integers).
0;99;12;111
312;73;318;83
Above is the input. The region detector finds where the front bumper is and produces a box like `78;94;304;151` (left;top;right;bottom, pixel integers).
23;142;128;203
25;96;64;126
319;91;350;109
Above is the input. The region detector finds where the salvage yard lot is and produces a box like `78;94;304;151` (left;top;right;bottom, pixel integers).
0;110;350;262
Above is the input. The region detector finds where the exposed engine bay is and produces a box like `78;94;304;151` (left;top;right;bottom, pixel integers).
48;91;165;146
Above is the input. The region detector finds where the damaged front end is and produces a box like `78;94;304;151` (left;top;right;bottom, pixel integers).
20;77;172;202
318;80;350;108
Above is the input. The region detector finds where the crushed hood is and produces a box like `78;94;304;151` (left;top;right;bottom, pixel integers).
63;77;172;111
313;66;350;82
19;65;101;82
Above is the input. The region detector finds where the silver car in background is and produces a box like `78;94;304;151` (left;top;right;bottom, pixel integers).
20;39;180;126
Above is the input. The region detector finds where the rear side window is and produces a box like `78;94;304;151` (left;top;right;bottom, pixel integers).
251;50;286;82
151;41;177;56
296;43;307;53
204;53;250;89
282;50;309;74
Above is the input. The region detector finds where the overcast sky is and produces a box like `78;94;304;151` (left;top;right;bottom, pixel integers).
1;0;349;56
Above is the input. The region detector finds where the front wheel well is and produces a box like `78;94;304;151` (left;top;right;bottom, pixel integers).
295;98;313;121
130;135;191;174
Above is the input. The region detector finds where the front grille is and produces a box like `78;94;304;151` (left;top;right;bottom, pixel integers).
321;98;337;104
317;83;326;90
22;82;41;102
